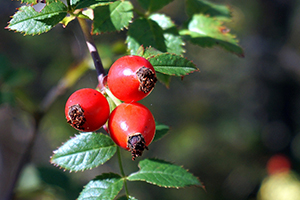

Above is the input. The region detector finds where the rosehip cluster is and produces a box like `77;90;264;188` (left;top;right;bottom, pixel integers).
65;55;157;160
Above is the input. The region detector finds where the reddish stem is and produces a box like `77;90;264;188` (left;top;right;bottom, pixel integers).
77;17;106;81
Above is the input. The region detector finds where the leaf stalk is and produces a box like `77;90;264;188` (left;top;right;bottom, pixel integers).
117;147;130;198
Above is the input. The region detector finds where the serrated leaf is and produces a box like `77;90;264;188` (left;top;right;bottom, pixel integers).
136;45;145;57
126;18;167;55
180;14;244;57
7;2;67;35
117;195;138;200
137;0;173;13
73;0;115;9
92;1;133;33
148;53;198;76
127;158;202;188
78;173;124;200
51;132;117;172
186;0;231;21
143;47;163;59
15;0;36;4
149;14;185;55
14;0;56;5
153;121;169;142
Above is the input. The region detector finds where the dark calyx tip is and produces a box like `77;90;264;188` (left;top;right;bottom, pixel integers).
127;133;149;161
136;66;157;94
67;104;86;130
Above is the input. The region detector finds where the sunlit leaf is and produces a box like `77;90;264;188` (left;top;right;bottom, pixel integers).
180;14;244;57
149;14;185;55
127;158;202;188
148;53;198;76
126;18;167;55
137;0;173;13
186;0;231;21
93;1;133;33
78;173;124;200
60;15;76;28
7;2;67;35
51;132;117;172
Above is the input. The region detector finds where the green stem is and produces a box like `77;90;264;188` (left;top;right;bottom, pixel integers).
117;147;129;198
105;88;122;107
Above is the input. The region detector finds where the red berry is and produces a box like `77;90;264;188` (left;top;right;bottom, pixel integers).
65;88;110;132
107;55;157;102
108;102;156;160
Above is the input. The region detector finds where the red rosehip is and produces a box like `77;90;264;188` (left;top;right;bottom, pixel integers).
107;55;157;102
65;88;110;132
108;102;156;160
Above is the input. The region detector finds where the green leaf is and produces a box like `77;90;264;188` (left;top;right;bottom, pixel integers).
136;45;145;57
156;73;171;87
137;0;173;13
60;15;76;28
7;2;67;35
117;195;138;200
73;0;115;9
92;1;133;33
78;173;124;200
51;132;117;172
143;47;163;59
149;14;185;55
153;121;169;142
148;53;198;76
127;158;202;188
126;18;167;55
14;0;56;4
186;0;231;21
180;14;244;57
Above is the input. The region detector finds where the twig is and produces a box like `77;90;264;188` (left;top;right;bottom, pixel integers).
77;17;105;78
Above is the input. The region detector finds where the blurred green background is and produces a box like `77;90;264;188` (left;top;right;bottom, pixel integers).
1;0;300;199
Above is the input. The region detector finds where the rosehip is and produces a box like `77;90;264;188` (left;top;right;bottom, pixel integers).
107;55;157;102
65;88;110;132
108;102;156;160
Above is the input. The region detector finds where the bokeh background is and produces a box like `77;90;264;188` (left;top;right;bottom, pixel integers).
1;0;300;199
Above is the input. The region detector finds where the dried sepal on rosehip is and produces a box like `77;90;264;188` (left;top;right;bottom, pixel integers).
65;88;110;132
107;55;157;102
108;102;156;160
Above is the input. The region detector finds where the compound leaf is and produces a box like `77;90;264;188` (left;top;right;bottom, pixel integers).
126;18;167;55
149;14;185;55
51;132;117;172
93;1;133;33
186;0;231;21
148;53;198;76
78;173;124;200
180;14;244;57
127;158;202;188
7;2;67;35
137;0;173;13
